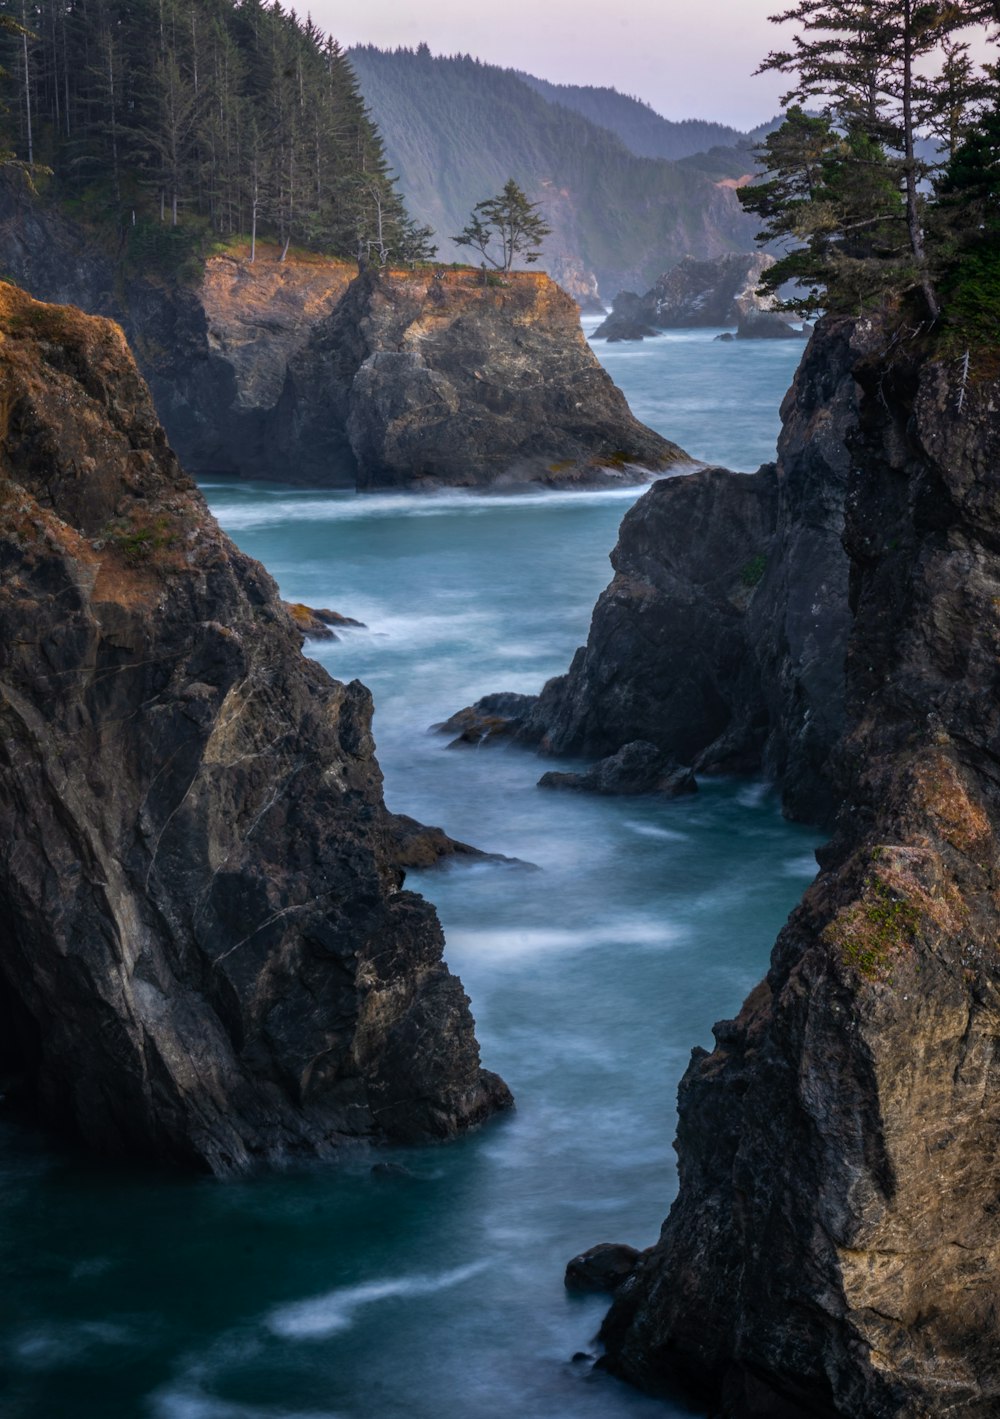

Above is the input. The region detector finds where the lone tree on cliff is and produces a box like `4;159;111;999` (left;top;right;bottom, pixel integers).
454;179;551;274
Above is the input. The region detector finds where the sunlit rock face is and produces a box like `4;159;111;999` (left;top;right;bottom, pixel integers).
0;281;510;1174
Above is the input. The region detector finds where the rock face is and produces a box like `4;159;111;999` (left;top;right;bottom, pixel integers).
537;741;697;797
0;176;684;490
599;332;1000;1417
593;253;782;340
0;282;511;1174
302;266;687;490
511;316;868;823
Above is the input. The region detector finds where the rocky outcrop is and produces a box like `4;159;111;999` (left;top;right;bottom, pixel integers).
537;741;696;797
0;281;511;1174
505;316;870;823
593;253;783;340
300;266;687;490
0;176;680;490
598;334;1000;1417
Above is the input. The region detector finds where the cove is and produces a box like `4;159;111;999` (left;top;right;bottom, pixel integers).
1;326;814;1419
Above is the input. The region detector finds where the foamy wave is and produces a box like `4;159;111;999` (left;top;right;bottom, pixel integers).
153;1390;340;1419
452;920;678;961
267;1260;488;1341
206;479;703;533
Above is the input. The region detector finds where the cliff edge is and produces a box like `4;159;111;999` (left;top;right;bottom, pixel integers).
0;282;511;1173
0;176;684;489
599;329;1000;1417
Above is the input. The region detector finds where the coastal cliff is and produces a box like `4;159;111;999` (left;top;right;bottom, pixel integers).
0;177;683;489
598;330;1000;1417
303;265;684;489
456;316;862;821
0;281;511;1173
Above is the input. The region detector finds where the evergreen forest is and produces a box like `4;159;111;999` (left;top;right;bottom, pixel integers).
0;0;430;270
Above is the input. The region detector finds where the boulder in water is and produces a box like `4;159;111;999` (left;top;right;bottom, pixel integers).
538;742;697;797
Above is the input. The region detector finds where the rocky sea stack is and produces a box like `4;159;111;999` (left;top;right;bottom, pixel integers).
593;252;797;342
0;175;685;491
0;282;511;1174
596;325;1000;1416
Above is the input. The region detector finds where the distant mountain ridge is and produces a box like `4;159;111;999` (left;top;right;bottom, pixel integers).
515;73;778;164
348;46;768;300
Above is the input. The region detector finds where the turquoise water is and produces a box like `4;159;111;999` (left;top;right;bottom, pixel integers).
1;329;816;1418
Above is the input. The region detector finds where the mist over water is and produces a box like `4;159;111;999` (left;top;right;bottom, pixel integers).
1;327;816;1418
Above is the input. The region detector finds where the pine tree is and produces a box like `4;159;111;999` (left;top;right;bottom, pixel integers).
758;0;994;317
454;178;551;274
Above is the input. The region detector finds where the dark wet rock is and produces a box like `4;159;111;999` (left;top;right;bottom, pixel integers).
523;316;874;824
736;309;808;340
565;1243;642;1294
383;812;530;871
598;326;1000;1416
594;254;776;340
0;281;512;1175
432;693;538;748
538;742;696;797
715;331;736;342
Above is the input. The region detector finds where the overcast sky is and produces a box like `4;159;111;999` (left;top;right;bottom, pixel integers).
315;0;792;130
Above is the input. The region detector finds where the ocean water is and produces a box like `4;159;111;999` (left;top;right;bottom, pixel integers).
1;327;816;1419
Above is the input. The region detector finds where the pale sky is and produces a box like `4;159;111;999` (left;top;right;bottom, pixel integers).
315;0;793;130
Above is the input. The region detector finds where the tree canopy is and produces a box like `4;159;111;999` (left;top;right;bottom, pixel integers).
740;0;998;322
0;0;430;269
454;178;551;273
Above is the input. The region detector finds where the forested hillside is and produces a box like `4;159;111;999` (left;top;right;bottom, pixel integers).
0;0;426;267
348;45;762;299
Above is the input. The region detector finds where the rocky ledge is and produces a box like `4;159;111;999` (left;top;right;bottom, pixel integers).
597;329;1000;1417
0;282;511;1174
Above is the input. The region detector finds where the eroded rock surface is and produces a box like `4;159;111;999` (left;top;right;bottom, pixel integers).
598;331;1000;1418
0;282;510;1174
307;266;687;489
520;316;872;822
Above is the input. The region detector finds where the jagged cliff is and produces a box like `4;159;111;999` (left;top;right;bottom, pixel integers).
451;316;863;822
597;328;1000;1416
303;266;683;489
0;176;683;489
0;281;511;1173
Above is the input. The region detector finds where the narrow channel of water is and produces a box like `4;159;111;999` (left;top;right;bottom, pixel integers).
1;327;815;1419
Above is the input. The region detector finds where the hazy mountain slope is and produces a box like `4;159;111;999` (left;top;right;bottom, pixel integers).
348;47;763;299
515;73;748;161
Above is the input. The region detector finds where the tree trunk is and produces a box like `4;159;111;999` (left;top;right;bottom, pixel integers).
902;0;940;319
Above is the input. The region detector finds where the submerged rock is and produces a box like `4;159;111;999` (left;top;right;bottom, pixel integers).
383;812;528;870
736;308;808;340
432;693;538;748
597;328;1000;1416
537;742;696;797
0;281;511;1174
